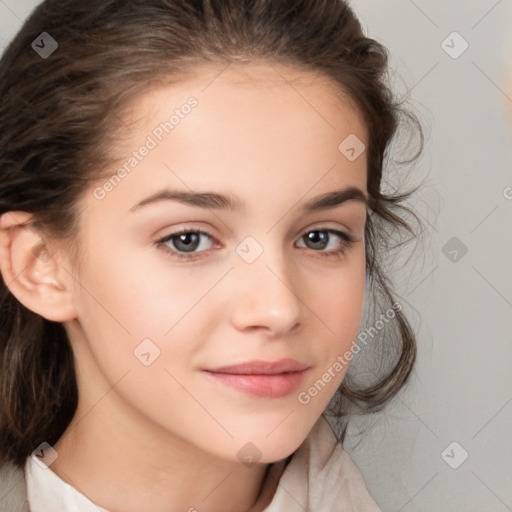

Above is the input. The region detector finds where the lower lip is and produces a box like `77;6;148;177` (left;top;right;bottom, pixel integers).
203;369;308;398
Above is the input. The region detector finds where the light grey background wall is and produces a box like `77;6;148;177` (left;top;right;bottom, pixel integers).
1;1;511;511
344;2;512;512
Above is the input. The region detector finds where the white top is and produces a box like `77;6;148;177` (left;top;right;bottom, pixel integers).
24;415;381;512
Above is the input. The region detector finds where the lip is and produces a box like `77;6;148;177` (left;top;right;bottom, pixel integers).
205;358;310;375
203;358;310;398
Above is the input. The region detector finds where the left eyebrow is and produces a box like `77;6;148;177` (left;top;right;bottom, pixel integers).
299;187;367;212
129;186;368;213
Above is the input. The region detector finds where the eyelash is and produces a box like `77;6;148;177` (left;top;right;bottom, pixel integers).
155;227;356;262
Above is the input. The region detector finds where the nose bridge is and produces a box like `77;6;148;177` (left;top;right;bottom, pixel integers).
230;233;302;334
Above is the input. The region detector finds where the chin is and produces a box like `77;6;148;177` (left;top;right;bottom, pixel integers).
232;420;314;464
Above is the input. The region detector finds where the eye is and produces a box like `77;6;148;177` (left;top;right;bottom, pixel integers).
156;229;217;261
296;228;356;259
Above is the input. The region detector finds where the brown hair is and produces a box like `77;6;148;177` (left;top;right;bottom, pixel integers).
0;0;423;468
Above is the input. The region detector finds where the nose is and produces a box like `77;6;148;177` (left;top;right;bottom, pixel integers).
229;244;302;337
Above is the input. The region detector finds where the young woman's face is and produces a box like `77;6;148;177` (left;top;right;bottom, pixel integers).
63;62;368;463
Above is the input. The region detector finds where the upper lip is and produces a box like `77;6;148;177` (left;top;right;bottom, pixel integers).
205;358;310;375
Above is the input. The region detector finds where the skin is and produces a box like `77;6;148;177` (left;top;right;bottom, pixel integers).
0;61;368;512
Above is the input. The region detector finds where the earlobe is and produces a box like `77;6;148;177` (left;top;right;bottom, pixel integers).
0;211;77;322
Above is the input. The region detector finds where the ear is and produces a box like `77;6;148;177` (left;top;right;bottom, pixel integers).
0;211;77;322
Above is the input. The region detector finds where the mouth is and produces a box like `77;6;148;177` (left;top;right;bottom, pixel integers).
202;359;310;398
205;358;310;375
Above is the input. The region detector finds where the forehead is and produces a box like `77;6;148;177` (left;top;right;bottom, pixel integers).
122;60;367;146
87;61;369;220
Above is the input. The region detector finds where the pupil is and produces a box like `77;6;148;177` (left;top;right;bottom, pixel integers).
307;231;327;250
176;233;199;252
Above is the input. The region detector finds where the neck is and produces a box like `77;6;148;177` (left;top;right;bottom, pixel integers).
52;394;279;512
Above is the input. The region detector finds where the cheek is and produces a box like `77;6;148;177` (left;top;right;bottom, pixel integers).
313;252;366;343
295;296;365;416
69;247;210;427
302;249;366;393
75;238;175;332
71;242;218;374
